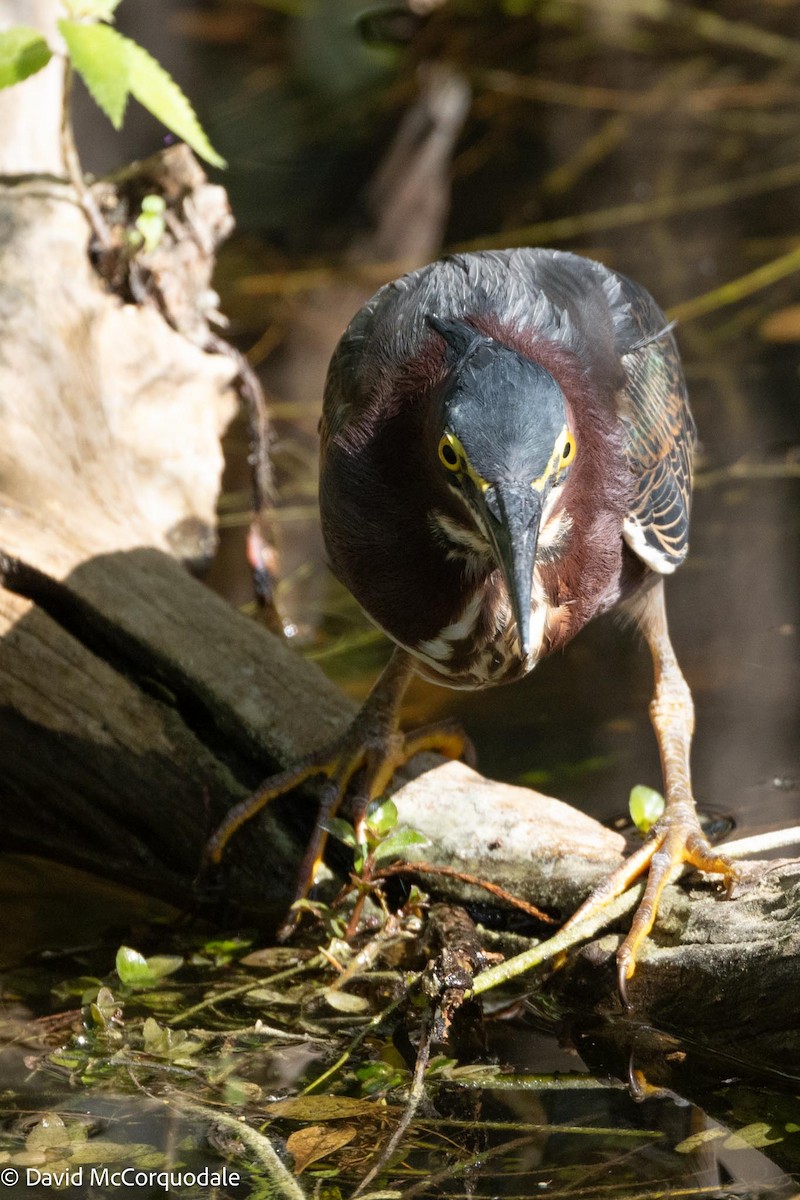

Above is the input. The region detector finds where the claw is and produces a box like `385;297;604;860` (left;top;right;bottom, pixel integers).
564;811;740;1004
204;651;471;933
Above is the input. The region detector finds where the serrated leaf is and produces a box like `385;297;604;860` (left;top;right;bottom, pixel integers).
0;27;52;90
366;797;398;836
373;828;430;864
59;20;130;128
125;37;225;167
628;784;665;834
62;0;123;19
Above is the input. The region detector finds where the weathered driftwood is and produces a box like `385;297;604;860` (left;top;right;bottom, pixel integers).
0;532;623;917
560;861;800;1077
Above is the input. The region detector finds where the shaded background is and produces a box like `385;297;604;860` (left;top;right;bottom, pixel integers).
69;0;800;838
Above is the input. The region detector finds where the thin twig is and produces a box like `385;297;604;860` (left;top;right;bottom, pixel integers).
667;244;800;324
60;60;111;249
302;974;420;1095
471;882;647;996
478;68;800;113
397;1133;539;1200
204;334;279;626
721;825;800;859
452;159;800;252
172;956;324;1026
329;916;404;990
566;0;800;68
471;825;800;995
352;1012;433;1197
376;861;554;923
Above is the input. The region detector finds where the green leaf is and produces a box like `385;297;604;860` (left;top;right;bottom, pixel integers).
723;1122;784;1150
142;1017;201;1063
628;784;665;834
144;954;183;980
62;0;123;19
115;945;152;986
322;816;358;848
133;193;166;252
366;797;398;836
674;1127;726;1154
89;985;122;1028
126;37;225;167
0;27;52;91
114;945;182;988
59;20;130;128
373;828;429;864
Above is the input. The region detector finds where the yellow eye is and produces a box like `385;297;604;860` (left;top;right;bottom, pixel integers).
560;433;576;469
438;435;461;472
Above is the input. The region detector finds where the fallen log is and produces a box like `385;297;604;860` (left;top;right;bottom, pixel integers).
0;532;623;919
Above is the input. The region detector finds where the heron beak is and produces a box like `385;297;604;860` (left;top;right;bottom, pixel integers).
480;481;543;658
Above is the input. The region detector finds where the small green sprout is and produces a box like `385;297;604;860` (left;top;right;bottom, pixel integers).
115;945;183;990
324;798;429;876
629;784;665;834
134;193;166;253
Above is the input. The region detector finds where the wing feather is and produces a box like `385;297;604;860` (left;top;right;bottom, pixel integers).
613;278;696;573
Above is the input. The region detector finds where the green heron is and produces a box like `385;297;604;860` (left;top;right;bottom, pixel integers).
210;247;738;998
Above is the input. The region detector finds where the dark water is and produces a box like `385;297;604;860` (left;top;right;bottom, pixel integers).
3;1;800;1197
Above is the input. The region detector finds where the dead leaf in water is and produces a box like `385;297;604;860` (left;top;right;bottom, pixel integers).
287;1122;356;1174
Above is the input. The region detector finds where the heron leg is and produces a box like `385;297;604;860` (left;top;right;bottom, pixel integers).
564;580;739;1004
204;647;471;936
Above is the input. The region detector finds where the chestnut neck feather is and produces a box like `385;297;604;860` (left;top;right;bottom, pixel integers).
322;321;638;673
